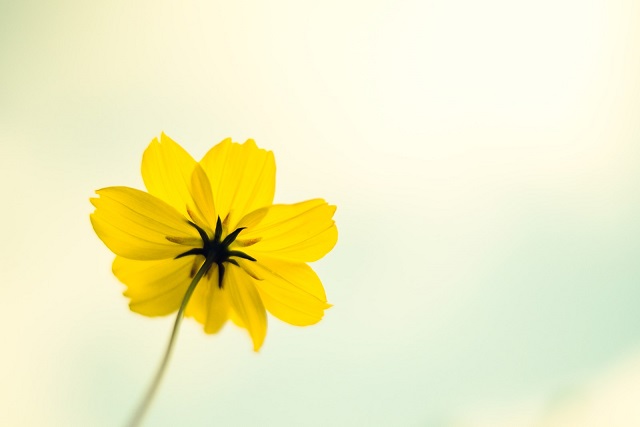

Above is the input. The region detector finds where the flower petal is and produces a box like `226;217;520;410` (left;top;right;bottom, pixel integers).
241;199;338;262
185;264;230;334
90;186;200;260
141;133;198;216
113;256;193;316
250;257;331;326
187;164;217;233
224;263;268;351
199;139;275;229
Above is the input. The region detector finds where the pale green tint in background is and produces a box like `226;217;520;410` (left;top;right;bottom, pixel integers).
1;1;640;426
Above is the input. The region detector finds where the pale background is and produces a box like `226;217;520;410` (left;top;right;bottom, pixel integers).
1;1;640;426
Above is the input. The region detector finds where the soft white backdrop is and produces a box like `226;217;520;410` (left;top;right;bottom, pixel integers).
1;1;640;426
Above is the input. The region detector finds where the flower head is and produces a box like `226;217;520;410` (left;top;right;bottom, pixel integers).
91;133;337;351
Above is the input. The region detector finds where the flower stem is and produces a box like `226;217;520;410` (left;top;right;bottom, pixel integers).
127;256;216;427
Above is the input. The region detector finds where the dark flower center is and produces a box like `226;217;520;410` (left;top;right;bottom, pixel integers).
176;217;255;288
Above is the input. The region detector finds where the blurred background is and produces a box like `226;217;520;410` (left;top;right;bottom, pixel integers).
1;1;640;426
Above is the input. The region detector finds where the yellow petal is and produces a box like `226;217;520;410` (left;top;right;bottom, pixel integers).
141;133;198;216
90;186;200;260
199;139;275;229
224;263;268;351
235;206;269;230
240;199;338;262
113;256;193;316
228;310;245;328
251;257;331;326
187;164;217;233
185;264;230;334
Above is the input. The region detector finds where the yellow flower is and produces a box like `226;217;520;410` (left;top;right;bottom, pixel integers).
90;133;337;351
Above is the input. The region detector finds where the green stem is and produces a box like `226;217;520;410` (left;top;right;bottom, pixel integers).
127;256;216;427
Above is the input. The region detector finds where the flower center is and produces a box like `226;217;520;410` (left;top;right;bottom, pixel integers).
176;217;256;288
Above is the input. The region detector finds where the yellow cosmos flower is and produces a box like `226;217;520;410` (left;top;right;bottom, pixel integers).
90;133;337;351
91;134;337;425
